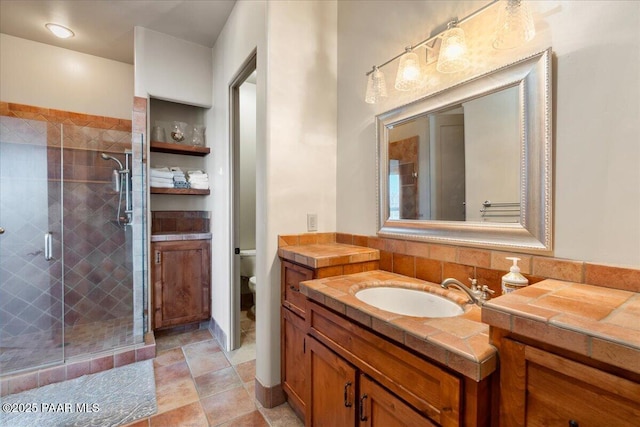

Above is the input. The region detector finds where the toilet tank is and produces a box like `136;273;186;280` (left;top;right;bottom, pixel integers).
239;249;256;277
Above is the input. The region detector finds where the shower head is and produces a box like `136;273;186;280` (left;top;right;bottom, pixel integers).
100;153;124;170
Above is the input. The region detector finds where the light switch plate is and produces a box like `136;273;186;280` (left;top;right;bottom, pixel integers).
307;213;318;232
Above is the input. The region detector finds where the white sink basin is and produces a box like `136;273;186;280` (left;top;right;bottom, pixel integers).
355;286;464;318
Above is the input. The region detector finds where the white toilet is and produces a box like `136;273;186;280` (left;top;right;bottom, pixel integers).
239;249;256;315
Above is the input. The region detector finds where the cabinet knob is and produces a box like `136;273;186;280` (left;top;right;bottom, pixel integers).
569;421;579;427
289;285;299;292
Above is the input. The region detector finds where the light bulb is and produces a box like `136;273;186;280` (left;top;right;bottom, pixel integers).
437;23;470;73
365;66;388;104
45;23;74;39
395;48;423;91
493;0;536;49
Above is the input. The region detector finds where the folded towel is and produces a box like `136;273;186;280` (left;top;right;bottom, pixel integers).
150;168;174;179
173;181;191;189
188;176;209;182
190;182;209;190
150;181;174;188
150;176;173;183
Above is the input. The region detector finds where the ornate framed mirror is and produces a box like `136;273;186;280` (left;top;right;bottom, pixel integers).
377;49;552;254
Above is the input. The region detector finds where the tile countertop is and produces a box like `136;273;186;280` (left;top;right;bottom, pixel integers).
482;279;640;375
278;242;380;269
299;270;497;382
151;232;212;242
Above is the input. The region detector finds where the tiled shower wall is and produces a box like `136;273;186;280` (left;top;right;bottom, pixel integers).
0;102;133;333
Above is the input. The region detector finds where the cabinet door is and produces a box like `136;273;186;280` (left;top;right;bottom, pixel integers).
281;260;313;317
358;374;436;427
153;240;211;329
307;336;357;427
500;337;640;427
281;307;306;420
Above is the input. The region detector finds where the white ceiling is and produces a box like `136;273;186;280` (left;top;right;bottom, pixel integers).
0;0;237;64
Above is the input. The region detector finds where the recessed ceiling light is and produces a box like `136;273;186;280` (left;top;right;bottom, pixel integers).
45;23;74;39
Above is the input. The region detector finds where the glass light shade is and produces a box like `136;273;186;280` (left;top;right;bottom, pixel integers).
394;49;423;91
365;67;388;104
493;0;536;49
436;26;470;73
45;23;74;39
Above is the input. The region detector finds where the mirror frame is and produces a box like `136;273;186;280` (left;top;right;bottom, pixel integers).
377;48;553;254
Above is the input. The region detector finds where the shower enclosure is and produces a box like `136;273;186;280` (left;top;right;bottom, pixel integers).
0;108;146;376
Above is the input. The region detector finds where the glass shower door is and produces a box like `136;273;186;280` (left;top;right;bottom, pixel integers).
0;116;64;374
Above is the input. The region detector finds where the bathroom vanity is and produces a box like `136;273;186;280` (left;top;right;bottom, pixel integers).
299;270;495;427
278;240;380;420
482;281;640;426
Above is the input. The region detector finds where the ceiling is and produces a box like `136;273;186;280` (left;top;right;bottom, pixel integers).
0;0;237;64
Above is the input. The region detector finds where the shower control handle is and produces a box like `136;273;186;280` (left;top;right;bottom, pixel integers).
44;232;53;260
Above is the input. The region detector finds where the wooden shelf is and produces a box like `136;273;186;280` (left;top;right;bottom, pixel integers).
150;141;210;156
150;187;210;195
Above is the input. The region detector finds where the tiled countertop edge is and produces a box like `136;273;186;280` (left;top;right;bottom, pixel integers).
301;282;497;382
278;245;380;269
482;302;640;375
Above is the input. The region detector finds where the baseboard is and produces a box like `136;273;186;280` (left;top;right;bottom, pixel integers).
255;377;286;408
208;316;228;350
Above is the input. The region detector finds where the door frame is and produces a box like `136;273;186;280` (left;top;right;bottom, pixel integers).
229;50;257;350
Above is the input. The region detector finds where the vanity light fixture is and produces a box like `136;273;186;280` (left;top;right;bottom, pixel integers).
365;66;388;104
45;23;74;39
364;0;536;104
493;0;536;49
394;47;423;91
436;20;470;73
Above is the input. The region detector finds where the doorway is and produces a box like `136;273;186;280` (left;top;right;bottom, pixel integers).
230;52;257;350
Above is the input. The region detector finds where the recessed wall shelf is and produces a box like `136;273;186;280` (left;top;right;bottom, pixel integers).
150;187;210;196
150;141;210;156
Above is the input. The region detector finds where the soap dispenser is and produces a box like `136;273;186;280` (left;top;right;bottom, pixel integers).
501;257;528;295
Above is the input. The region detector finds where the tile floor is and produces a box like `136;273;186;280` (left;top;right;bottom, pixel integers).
124;312;303;426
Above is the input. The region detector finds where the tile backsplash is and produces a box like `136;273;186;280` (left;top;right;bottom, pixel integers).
278;232;640;294
151;210;210;233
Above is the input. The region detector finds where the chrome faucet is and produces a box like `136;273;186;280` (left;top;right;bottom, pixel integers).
441;277;494;306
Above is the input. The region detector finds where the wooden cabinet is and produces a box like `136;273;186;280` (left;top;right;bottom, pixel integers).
281;260;314;420
307;301;465;427
152;240;211;329
307;336;434;427
359;374;437;427
498;337;640;427
279;253;381;421
307;336;357;426
282;260;312;318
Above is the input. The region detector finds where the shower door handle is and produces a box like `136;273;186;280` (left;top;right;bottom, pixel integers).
44;232;53;260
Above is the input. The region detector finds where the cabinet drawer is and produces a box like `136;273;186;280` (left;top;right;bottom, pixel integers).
308;301;461;426
525;344;640;426
500;338;640;427
282;260;313;317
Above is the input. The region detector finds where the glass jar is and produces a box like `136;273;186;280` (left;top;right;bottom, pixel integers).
191;125;206;147
170;121;187;143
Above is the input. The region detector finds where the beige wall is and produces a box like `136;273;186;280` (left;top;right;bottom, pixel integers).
134;27;212;108
0;34;133;119
337;0;640;267
209;0;338;389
